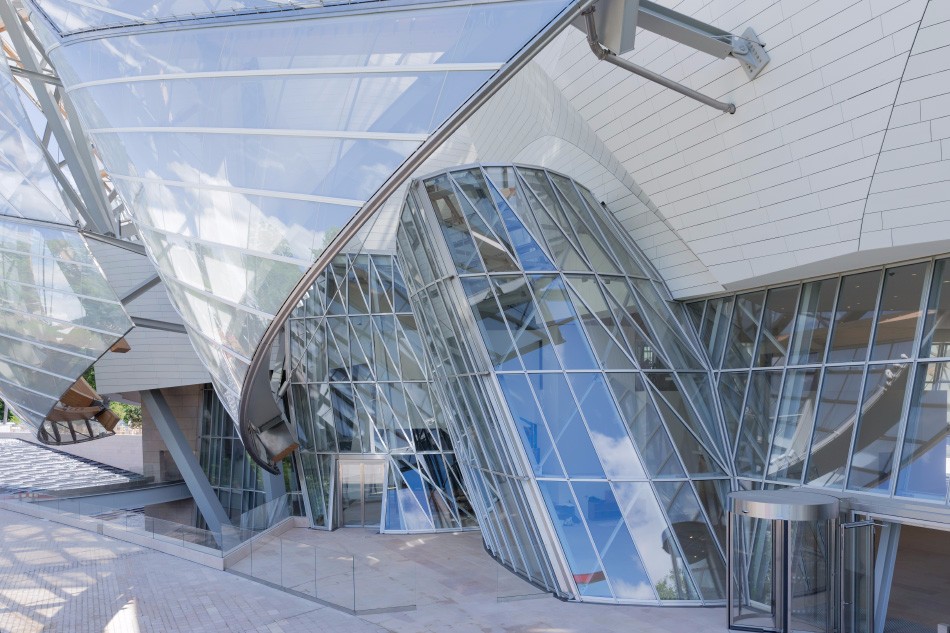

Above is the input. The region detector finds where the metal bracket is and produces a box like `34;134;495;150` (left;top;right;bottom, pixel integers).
583;7;736;114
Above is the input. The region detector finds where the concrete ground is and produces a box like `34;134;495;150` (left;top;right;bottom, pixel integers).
0;507;729;632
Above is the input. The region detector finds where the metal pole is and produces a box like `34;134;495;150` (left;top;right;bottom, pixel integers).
583;7;736;114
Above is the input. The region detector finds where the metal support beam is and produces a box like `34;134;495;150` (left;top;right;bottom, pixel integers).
0;0;116;235
583;7;736;114
8;65;61;86
120;274;161;304
131;316;187;334
80;230;147;255
638;0;769;79
873;522;900;633
141;390;230;546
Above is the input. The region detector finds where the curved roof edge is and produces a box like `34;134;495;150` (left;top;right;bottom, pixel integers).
238;0;593;472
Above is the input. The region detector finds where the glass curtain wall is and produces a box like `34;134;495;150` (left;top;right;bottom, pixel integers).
28;0;574;445
0;60;132;440
286;253;477;532
689;257;950;505
396;164;731;604
198;385;304;526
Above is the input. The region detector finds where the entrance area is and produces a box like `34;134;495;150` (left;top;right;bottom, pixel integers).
338;460;385;528
884;524;950;633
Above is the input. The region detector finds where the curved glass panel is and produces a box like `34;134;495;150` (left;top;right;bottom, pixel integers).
34;0;572;425
0;61;132;441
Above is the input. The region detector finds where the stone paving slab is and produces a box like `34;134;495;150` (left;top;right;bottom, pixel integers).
0;507;729;632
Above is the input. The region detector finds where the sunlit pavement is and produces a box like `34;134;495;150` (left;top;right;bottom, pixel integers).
0;508;728;632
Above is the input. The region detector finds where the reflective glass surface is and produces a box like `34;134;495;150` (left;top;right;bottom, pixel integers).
896;362;950;501
398;165;728;604
828;271;881;363
0;61;132;437
288;254;474;532
37;0;572;428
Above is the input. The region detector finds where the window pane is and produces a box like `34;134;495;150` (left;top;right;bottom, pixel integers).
871;263;926;361
718;371;749;449
848;363;912;492
425;174;485;275
806;366;864;487
827;271;880;363
734;371;782;477
789;278;837;365
497;374;564;478
569;373;646;479
537;480;611;598
493;275;562;371
653;481;726;600
461;276;521;371
755;285;798;367
612;481;700;600
529;275;598;370
606;373;684;477
896;362;950;501
723;291;765;369
573;481;655;601
921;258;950;358
767;368;820;483
530;373;606;479
701;297;733;368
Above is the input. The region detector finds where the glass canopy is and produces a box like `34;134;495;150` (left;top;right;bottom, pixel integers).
0;59;132;439
27;0;574;439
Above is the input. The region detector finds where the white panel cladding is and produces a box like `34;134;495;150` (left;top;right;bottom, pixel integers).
535;0;948;297
87;240;210;393
863;0;950;249
417;63;723;297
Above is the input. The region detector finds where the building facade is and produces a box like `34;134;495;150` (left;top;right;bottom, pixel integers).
0;0;948;627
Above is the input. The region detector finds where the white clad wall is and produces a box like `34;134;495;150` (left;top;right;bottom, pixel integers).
863;0;950;249
535;0;950;297
87;240;210;393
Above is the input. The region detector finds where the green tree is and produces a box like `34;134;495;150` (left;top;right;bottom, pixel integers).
109;402;143;429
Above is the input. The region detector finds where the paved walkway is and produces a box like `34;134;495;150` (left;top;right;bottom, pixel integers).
0;507;729;632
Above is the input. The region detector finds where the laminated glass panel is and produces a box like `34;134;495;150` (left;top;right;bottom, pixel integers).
871;263;926;361
612;481;700;600
497;373;564;478
848;363;912;492
572;481;655;601
606;374;684;477
723;291;764;369
896;362;950;501
806;366;864;487
537;480;611;599
529;373;605;479
564;282;635;370
734;370;782;477
755;285;798;367
568;373;646;479
492;275;561;372
718;371;748;448
653;481;726;600
921;258;950;358
789;278;837;365
686;301;704;335
461;276;521;371
827;271;881;363
529;276;598;370
452;182;519;273
767;368;820;483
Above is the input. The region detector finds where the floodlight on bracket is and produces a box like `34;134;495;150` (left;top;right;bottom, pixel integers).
576;0;770;114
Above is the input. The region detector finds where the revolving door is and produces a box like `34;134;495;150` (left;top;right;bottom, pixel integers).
728;491;845;633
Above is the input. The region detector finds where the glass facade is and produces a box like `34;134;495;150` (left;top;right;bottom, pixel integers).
198;385;304;527
287;253;476;532
688;258;950;505
396;165;730;604
29;0;574;456
0;59;132;440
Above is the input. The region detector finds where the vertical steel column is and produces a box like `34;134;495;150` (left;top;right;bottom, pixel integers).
141;389;231;546
873;523;901;633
